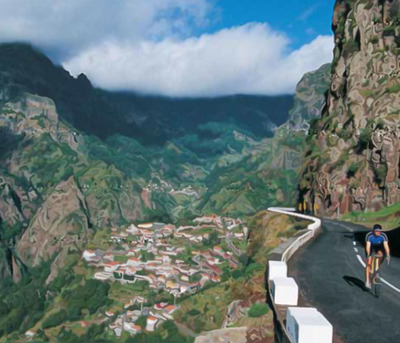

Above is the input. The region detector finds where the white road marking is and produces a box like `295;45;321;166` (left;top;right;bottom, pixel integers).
354;248;358;253
324;220;400;294
336;223;353;232
353;242;356;246
357;255;366;268
355;254;400;294
380;278;400;293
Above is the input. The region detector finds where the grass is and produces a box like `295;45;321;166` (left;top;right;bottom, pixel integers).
174;283;231;333
342;202;400;230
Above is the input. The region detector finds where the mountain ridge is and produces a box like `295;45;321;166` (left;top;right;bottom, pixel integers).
0;43;294;144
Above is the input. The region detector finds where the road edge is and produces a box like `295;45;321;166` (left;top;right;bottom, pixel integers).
265;207;322;343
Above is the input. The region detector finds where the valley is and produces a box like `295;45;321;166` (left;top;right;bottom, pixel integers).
2;1;400;343
0;43;329;342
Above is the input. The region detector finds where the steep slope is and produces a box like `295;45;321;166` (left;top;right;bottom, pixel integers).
109;93;294;144
286;63;331;131
0;43;294;145
299;0;400;217
0;48;331;279
0;43;136;139
0;43;331;341
0;93;151;281
195;64;331;217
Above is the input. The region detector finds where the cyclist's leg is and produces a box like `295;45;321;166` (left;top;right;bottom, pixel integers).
377;250;384;266
366;255;372;287
370;251;383;285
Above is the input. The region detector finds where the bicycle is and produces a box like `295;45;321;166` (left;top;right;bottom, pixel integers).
369;252;384;298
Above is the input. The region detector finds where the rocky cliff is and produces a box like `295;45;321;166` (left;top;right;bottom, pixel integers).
299;0;400;217
0;94;148;280
286;63;331;132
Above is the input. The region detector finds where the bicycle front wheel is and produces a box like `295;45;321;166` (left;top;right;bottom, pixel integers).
374;281;381;298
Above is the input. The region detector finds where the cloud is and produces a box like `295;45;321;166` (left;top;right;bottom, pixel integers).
64;24;333;97
298;5;319;22
0;0;211;58
0;1;333;96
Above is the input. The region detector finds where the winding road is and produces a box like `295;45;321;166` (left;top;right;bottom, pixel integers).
289;219;400;343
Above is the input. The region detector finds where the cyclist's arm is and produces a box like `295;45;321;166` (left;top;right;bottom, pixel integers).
366;241;371;257
384;241;390;257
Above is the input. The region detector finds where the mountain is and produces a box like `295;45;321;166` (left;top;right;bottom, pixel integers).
299;0;400;217
0;43;136;139
193;63;331;218
110;92;294;145
0;43;294;145
0;46;331;281
0;43;330;342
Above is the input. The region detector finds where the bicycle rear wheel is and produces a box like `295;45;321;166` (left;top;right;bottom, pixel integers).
372;256;381;298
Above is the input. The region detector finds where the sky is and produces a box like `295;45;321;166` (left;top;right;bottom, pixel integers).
0;0;336;97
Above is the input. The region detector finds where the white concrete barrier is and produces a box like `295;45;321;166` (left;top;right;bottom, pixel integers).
267;208;332;343
271;277;298;306
268;260;287;279
267;207;322;263
286;307;333;343
286;307;318;337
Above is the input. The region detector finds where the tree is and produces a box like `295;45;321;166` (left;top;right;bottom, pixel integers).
248;303;269;317
204;231;220;247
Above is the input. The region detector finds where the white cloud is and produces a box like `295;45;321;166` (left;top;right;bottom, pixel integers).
298;5;319;22
0;1;333;96
64;24;333;97
0;0;211;56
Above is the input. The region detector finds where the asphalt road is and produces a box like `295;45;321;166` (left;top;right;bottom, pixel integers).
290;220;400;343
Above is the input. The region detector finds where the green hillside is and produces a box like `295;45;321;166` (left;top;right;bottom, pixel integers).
0;44;330;342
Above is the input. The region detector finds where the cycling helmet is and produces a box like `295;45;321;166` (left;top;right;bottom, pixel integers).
373;224;382;232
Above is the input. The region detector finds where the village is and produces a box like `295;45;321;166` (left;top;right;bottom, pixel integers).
82;215;248;338
143;180;200;198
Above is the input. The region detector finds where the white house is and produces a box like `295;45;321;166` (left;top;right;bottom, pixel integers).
126;258;142;267
25;331;36;338
146;316;158;332
125;267;137;276
103;253;114;261
94;272;113;281
104;262;120;273
124;322;142;335
127;224;140;234
82;250;99;262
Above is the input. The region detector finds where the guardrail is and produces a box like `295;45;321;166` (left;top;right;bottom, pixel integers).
266;207;332;343
267;207;321;263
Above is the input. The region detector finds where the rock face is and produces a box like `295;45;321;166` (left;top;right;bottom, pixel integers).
0;93;147;279
17;176;90;266
286;63;331;132
194;327;248;343
299;0;400;217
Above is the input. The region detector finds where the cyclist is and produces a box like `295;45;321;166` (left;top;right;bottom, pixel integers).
365;224;390;289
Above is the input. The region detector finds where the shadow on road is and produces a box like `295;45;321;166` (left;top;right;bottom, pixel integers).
343;275;369;292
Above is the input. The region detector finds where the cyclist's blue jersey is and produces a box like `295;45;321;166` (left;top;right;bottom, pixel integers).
365;232;388;247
